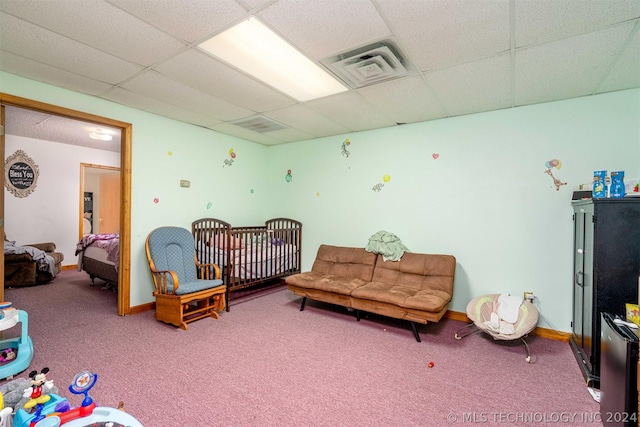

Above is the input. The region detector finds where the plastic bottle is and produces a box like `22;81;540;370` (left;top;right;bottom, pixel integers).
610;171;625;198
593;171;607;199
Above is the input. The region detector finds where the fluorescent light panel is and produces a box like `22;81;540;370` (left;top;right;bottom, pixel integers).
199;18;348;102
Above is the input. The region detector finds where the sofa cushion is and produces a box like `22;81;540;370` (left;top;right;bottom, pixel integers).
25;242;57;252
371;253;456;296
4;253;34;264
286;271;369;296
311;245;377;282
351;282;452;312
49;252;64;265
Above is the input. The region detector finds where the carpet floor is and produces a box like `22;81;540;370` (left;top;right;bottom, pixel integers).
3;270;601;426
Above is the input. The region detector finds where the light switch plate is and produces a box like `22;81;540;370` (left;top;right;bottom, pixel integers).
180;180;190;188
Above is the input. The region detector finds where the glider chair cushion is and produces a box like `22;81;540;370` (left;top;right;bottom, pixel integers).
145;226;226;330
455;294;539;362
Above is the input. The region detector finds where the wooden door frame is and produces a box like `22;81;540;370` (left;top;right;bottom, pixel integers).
0;93;132;316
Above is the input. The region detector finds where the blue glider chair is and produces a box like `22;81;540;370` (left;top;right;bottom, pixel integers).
145;226;226;330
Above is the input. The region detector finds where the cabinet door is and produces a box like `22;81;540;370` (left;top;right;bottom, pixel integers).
582;205;595;365
572;209;586;344
572;204;595;367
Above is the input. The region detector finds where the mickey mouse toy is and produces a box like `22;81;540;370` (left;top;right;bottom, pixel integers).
22;367;55;410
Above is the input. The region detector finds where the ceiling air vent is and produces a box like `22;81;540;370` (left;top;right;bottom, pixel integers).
231;115;288;133
323;41;411;89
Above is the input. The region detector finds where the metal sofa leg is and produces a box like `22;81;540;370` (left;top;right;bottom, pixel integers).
411;322;421;342
356;310;361;321
299;297;307;311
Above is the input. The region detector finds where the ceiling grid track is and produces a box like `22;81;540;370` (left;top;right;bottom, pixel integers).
369;0;451;118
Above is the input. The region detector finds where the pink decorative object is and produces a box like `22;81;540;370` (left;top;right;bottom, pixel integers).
153;198;159;204
210;234;245;250
432;153;439;159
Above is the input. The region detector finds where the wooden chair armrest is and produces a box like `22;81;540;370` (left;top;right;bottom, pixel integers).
149;268;180;294
196;262;221;280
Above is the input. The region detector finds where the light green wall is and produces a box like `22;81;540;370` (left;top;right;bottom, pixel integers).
2;71;639;332
2;71;269;306
266;89;640;332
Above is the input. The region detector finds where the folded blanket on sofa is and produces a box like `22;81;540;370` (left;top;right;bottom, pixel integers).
365;230;409;261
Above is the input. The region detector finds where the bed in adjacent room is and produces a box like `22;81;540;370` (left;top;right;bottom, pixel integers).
192;218;302;310
75;233;119;289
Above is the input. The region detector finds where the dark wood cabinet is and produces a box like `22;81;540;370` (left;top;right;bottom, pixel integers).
570;198;640;388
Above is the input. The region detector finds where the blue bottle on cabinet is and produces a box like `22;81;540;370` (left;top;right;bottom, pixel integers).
610;171;625;198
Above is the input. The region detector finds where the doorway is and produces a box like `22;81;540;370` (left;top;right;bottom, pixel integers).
80;164;121;237
0;93;132;315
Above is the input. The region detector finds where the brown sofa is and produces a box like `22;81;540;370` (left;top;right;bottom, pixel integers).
285;244;456;341
4;239;64;287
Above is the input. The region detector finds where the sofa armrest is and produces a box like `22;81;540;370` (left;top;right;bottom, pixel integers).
25;242;57;252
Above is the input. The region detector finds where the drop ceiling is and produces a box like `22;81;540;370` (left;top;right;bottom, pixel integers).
1;0;639;148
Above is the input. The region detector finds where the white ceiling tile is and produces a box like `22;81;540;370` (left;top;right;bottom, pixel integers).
2;0;639;147
262;127;315;143
597;27;640;94
1;1;186;66
155;50;297;112
266;104;350;137
257;0;391;59
211;122;284;145
516;22;636;106
306;92;397;131
109;0;248;43
515;0;640;48
5;108;121;152
357;75;446;124
377;0;510;71
428;53;512;117
121;71;254;121
0;13;144;83
0;51;113;96
241;0;274;10
102;87;222;128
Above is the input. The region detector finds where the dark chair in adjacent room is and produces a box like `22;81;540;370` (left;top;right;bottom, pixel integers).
145;226;226;330
4;234;64;287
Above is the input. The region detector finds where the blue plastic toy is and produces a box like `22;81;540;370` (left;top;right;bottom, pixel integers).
13;370;143;427
0;303;34;381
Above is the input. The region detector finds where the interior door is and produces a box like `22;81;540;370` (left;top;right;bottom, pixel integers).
0;105;5;302
99;173;120;234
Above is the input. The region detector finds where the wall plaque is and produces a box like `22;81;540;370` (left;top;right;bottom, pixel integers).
5;150;39;198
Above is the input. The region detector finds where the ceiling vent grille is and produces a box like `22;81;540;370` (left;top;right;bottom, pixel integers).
323;41;412;89
231;115;288;133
